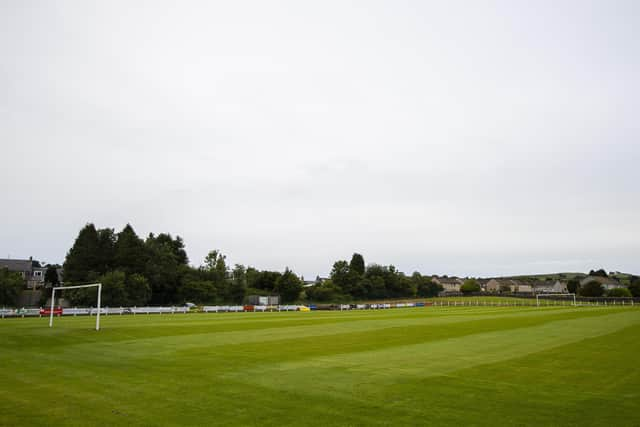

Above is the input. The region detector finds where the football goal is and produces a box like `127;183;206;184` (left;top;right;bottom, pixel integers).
536;293;576;307
49;283;102;331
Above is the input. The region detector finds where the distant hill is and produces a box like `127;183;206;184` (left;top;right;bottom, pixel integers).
486;272;587;281
490;271;637;285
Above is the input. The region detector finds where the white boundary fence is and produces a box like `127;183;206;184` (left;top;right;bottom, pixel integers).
1;298;638;320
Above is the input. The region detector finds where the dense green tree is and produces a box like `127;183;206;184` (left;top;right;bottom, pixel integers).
567;279;580;294
607;287;632;297
44;265;60;286
330;260;351;293
98;270;128;306
414;274;442;297
145;234;186;304
203;250;229;284
349;253;365;277
114;224;147;275
305;279;346;302
63;223;101;282
126;273;151;306
96;228;117;273
180;278;217;304
588;269;608;278
148;233;188;265
629;276;640;297
460;278;481;294
275;268;303;303
0;268;24;306
579;281;605;297
248;270;281;292
228;264;247;303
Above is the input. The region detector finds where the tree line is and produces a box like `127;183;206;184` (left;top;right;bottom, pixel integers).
57;224;444;306
2;223;639;307
58;223;307;307
307;253;444;302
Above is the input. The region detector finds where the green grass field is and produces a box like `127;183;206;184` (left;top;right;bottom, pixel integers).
1;305;639;426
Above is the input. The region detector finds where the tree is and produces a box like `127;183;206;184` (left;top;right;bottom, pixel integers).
96;228;117;273
247;269;281;292
330;260;351;293
126;273;151;306
0;268;24;307
63;223;101;283
349;253;365;277
44;265;60;286
629;276;640;297
567;278;580;294
305;279;346;302
114;224;147;275
607;287;632;297
414;274;442;298
98;270;128;306
588;269;608;278
203;250;228;284
460;279;481;294
145;234;187;304
275;268;303;303
228;264;247;303
180;278;217;304
579;281;605;297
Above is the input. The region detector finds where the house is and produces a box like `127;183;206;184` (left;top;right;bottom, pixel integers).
476;279;490;292
532;280;568;293
486;279;534;293
0;258;46;289
486;279;511;292
512;280;533;293
432;277;463;293
580;276;623;290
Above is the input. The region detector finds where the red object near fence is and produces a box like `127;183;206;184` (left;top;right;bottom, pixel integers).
243;305;255;312
40;308;63;316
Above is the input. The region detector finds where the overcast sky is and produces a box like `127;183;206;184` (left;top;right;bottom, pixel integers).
1;0;638;278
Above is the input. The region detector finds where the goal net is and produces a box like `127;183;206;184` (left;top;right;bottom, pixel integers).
536;293;576;307
49;283;103;330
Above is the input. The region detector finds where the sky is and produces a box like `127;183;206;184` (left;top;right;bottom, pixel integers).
1;0;639;278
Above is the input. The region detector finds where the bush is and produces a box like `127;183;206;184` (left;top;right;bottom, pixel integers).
579;281;605;297
460;279;481;294
0;268;24;307
607;287;632;297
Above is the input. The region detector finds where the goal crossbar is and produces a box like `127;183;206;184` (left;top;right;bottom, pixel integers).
50;283;102;330
536;293;576;307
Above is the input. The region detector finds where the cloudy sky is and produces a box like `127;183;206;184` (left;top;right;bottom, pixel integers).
1;0;638;278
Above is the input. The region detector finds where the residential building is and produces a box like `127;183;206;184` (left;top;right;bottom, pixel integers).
0;258;50;289
432;277;463;293
532;280;568;293
580;276;624;290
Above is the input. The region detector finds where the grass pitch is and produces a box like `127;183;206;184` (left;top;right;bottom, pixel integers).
1;305;639;426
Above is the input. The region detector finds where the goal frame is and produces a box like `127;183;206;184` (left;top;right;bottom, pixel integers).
49;283;102;331
536;293;576;307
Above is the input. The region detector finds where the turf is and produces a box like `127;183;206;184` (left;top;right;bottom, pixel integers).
1;306;639;426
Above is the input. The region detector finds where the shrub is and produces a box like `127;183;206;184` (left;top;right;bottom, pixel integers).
579;281;605;297
460;279;481;294
607;287;632;297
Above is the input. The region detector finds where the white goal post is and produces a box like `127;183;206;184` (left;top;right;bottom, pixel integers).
536;293;576;307
49;283;102;331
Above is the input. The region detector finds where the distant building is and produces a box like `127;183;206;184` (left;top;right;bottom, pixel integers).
580;276;623;290
432;277;463;293
532;280;568;293
0;258;47;289
486;279;534;293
